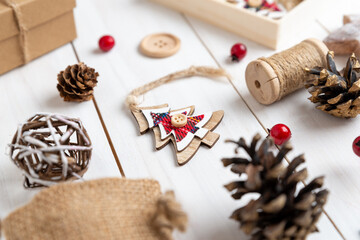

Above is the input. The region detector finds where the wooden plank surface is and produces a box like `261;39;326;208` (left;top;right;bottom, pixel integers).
1;0;359;239
185;0;360;238
71;0;268;239
72;0;342;239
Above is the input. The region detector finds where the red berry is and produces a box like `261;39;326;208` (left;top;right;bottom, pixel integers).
269;124;291;145
98;35;115;52
353;136;360;157
231;43;247;62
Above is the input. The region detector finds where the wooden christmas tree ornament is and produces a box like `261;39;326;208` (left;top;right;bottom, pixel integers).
8;113;92;188
126;66;228;165
245;38;328;105
223;134;329;239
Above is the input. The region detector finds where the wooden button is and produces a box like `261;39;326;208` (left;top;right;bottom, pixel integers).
140;33;181;58
171;114;187;128
248;0;263;7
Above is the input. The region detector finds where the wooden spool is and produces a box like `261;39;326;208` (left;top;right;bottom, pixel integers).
245;38;329;105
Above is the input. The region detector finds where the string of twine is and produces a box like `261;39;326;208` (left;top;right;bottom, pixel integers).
126;66;230;112
152;191;188;240
259;40;327;100
5;0;29;63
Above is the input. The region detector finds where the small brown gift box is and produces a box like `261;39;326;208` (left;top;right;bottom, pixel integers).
0;0;77;75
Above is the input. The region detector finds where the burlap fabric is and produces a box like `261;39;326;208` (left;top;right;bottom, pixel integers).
1;178;187;240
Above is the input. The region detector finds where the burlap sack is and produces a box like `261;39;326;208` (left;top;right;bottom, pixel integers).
0;178;187;240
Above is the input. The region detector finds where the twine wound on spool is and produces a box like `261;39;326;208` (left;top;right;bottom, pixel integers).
5;0;29;64
126;66;230;111
245;38;329;105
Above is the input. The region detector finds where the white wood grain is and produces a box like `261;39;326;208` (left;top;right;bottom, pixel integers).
185;0;360;238
0;0;355;239
72;0;266;239
0;44;120;220
72;0;342;239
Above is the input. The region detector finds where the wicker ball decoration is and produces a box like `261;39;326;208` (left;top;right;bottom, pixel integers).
9;113;92;188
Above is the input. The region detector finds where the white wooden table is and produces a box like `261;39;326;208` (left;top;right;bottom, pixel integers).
1;0;360;239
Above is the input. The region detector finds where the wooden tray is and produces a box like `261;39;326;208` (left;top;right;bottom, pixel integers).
151;0;335;49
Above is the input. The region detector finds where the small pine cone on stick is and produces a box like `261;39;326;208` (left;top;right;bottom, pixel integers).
222;134;329;240
57;62;99;102
305;51;360;118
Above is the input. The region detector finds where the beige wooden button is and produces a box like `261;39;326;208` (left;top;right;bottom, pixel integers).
140;33;181;58
248;0;263;7
171;114;187;128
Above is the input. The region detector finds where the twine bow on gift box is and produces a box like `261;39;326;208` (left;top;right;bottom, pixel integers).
3;0;29;64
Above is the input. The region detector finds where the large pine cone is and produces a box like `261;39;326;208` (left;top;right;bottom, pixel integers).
222;134;328;240
305;51;360;118
57;62;99;102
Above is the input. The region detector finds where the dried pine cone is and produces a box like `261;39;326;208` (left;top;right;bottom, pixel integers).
305;51;360;118
222;134;328;240
57;62;99;102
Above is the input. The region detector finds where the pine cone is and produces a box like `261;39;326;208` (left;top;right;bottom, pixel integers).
222;134;328;240
57;62;99;102
305;51;360;118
